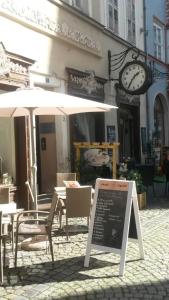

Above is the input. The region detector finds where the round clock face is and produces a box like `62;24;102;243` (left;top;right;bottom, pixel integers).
119;61;153;95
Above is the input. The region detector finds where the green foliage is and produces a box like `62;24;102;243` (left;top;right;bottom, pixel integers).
126;169;146;194
76;157;110;185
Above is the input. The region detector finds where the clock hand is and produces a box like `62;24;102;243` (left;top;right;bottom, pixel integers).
128;71;140;89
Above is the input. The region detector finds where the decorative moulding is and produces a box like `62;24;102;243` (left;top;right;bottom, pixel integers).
0;0;102;57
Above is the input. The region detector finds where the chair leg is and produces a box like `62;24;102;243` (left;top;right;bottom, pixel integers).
152;183;155;196
165;181;168;195
14;232;19;268
59;211;62;229
48;233;54;263
0;238;3;285
11;215;14;253
66;217;69;241
87;217;89;227
3;239;6;268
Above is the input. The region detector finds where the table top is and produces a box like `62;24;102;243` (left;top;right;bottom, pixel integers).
0;203;22;215
0;184;17;191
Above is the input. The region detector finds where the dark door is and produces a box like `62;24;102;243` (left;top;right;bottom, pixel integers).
14;117;29;209
36;116;57;194
118;104;140;162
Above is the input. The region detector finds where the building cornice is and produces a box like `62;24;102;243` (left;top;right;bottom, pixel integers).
0;0;146;59
148;54;168;68
50;0;146;57
0;0;101;56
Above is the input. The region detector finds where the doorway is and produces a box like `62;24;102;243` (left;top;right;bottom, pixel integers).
36;116;57;194
118;104;140;162
15;117;29;208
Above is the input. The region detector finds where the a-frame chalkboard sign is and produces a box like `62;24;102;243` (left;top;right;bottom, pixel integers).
84;179;144;276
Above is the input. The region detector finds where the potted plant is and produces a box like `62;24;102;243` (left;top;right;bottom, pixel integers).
126;169;146;209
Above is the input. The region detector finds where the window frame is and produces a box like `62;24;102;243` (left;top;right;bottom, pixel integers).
153;22;165;61
63;0;91;16
126;0;136;45
107;0;119;34
72;0;82;10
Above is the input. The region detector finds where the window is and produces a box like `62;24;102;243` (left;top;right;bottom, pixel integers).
72;0;82;10
127;0;135;44
154;95;164;147
107;0;119;34
62;0;89;15
153;22;164;61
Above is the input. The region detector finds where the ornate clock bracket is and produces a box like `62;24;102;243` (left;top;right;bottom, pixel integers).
108;46;169;83
108;47;155;95
108;46;141;81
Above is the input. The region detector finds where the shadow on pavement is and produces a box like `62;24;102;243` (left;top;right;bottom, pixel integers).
5;256;118;286
4;254;144;286
50;280;169;300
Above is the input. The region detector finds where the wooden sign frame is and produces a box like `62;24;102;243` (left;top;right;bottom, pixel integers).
84;178;144;276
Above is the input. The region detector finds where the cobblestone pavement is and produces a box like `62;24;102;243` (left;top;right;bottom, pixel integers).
1;197;169;299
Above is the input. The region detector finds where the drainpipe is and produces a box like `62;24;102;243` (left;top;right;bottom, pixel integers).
143;0;150;144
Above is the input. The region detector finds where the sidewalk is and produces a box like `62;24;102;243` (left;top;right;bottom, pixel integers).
1;196;169;299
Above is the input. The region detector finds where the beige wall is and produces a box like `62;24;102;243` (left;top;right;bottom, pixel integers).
0;0;146;172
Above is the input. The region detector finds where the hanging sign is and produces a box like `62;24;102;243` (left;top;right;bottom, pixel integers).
84;179;144;276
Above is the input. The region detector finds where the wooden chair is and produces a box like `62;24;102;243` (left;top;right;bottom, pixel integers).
61;186;92;240
14;188;59;267
56;173;76;187
0;187;10;204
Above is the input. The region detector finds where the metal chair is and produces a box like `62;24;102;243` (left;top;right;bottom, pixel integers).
162;157;169;194
14;188;59;267
56;173;76;187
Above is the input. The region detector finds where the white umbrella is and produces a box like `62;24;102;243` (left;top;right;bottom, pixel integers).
0;87;117;209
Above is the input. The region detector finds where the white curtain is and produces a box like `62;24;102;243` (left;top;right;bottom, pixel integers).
76;114;91;141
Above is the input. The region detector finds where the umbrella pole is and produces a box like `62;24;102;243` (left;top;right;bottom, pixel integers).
29;108;38;211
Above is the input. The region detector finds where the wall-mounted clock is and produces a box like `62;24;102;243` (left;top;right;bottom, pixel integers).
119;60;153;95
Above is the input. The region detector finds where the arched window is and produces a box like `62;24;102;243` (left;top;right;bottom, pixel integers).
154;95;164;146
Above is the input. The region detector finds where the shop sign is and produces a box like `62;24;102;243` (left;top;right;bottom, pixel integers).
67;68;106;101
0;0;101;56
70;72;103;95
84;149;110;167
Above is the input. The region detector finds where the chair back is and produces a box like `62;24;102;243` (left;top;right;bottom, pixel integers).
66;186;92;218
0;187;10;204
0;211;8;236
46;188;59;226
56;173;76;187
0;211;2;237
137;164;155;187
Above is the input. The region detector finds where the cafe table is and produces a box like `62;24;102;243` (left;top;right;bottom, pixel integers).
0;203;20;284
0;203;24;252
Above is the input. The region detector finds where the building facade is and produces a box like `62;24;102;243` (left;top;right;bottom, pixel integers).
144;0;169;164
0;0;147;207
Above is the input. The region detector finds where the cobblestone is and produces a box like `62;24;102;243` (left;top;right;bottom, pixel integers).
1;199;169;298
